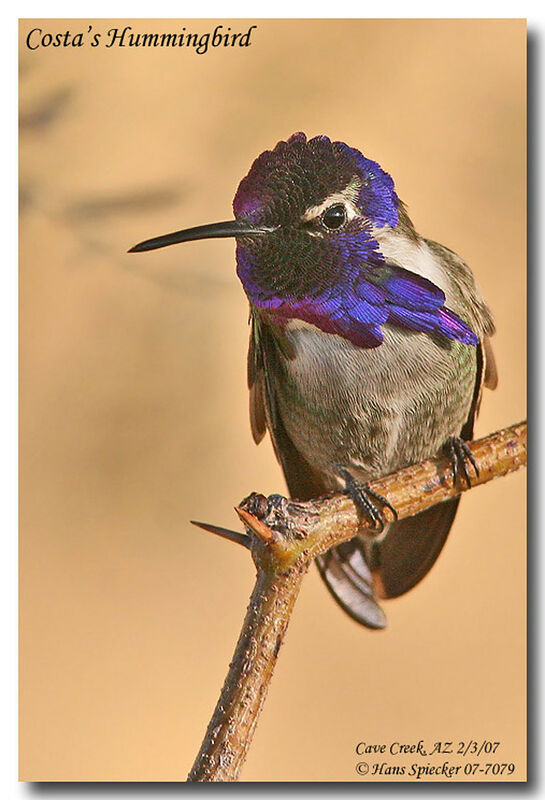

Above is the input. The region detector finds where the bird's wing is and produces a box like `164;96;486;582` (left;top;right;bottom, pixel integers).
368;498;462;600
484;334;498;389
247;316;267;445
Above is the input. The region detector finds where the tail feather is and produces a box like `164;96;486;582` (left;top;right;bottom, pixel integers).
316;497;460;628
316;542;387;629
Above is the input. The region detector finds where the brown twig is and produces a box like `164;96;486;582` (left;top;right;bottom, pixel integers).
187;421;526;782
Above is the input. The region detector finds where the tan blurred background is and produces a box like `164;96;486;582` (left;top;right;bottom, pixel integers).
19;19;526;782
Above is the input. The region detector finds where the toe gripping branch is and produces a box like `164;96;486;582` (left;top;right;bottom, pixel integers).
339;468;398;535
444;436;480;489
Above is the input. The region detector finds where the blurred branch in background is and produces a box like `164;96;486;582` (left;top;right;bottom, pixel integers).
65;185;186;221
19;85;73;133
188;420;526;782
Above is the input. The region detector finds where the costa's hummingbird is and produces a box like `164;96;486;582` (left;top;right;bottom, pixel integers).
130;133;497;629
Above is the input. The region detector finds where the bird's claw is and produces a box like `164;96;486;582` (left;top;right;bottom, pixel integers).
444;436;479;489
339;469;398;535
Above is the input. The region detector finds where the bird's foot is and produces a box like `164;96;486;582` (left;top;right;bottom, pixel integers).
339;469;398;535
444;436;479;489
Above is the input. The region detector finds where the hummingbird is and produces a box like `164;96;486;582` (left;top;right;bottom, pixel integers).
130;132;497;629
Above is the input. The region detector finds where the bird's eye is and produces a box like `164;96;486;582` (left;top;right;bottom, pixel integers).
321;204;347;231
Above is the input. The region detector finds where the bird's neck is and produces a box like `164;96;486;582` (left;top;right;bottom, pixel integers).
373;227;449;295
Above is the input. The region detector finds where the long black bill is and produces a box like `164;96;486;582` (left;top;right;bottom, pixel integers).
128;220;273;253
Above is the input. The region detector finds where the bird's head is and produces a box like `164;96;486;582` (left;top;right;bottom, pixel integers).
231;132;410;303
129;133;476;348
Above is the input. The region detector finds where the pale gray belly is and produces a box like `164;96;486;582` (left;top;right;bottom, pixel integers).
272;323;477;489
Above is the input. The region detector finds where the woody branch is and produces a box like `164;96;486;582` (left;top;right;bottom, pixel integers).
187;420;526;782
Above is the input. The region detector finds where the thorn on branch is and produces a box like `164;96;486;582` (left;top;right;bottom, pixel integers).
190;519;251;550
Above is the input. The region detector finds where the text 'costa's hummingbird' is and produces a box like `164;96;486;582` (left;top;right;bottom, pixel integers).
130;132;497;629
